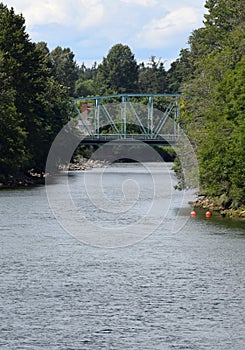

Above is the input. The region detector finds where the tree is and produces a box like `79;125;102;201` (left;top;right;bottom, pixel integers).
75;79;96;97
199;56;245;207
138;56;167;93
50;46;79;96
179;0;245;208
166;49;193;93
204;0;245;32
74;62;97;97
0;3;70;175
0;51;28;178
96;44;138;94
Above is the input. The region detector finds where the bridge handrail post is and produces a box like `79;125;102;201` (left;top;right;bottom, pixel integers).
148;96;154;138
176;96;181;136
95;97;100;138
122;95;127;139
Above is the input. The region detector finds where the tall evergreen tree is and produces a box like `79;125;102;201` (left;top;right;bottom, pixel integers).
96;44;138;94
138;56;167;93
0;3;70;175
0;51;28;178
50;46;79;96
166;49;193;93
74;62;97;97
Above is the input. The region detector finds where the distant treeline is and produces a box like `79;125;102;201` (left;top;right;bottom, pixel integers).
0;1;244;209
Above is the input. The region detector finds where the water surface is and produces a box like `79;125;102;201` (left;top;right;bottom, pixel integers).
0;163;244;349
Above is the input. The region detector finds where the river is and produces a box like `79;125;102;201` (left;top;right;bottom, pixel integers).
0;163;244;349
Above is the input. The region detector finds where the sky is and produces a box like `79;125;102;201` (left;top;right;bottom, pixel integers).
3;0;207;69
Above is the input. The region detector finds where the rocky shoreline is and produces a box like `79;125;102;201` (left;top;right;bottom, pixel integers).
0;172;45;189
194;196;245;220
0;159;108;189
67;158;109;171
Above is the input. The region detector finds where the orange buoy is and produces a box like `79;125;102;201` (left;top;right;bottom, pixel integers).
205;211;211;218
190;210;197;217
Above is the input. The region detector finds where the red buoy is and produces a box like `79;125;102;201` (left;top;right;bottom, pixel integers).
190;210;197;217
205;211;211;218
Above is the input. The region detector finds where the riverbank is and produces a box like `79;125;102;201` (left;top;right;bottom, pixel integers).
0;172;45;189
0;158;108;189
67;158;109;171
194;196;245;220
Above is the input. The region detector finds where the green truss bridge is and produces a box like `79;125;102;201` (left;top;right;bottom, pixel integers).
72;93;182;146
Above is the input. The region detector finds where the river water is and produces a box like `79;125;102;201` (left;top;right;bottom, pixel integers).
0;163;244;349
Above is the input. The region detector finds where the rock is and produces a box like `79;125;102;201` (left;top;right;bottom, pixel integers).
68;158;108;171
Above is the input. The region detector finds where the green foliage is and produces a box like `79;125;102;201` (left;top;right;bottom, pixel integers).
49;46;79;96
200;56;245;207
154;146;176;162
96;44;139;94
1;0;244;210
166;49;193;93
138;56;167;93
75;79;96;97
179;0;245;208
77;62;97;81
0;3;70;177
204;0;245;33
0;52;28;178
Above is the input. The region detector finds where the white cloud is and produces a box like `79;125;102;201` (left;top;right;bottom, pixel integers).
160;0;206;12
3;0;104;29
134;7;203;49
2;0;206;64
120;0;158;6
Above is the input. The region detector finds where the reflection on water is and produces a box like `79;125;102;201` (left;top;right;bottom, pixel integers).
194;207;245;232
0;163;244;349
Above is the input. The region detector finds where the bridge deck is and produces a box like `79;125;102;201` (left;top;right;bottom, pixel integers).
79;134;178;145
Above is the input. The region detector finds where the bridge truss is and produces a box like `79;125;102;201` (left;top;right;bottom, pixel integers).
72;93;182;145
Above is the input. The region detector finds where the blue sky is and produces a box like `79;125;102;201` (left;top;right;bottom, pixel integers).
3;0;207;69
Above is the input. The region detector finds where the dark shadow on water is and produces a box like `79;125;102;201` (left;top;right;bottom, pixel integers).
194;207;245;232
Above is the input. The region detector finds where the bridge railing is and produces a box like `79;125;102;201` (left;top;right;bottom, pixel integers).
79;133;179;145
72;93;182;143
